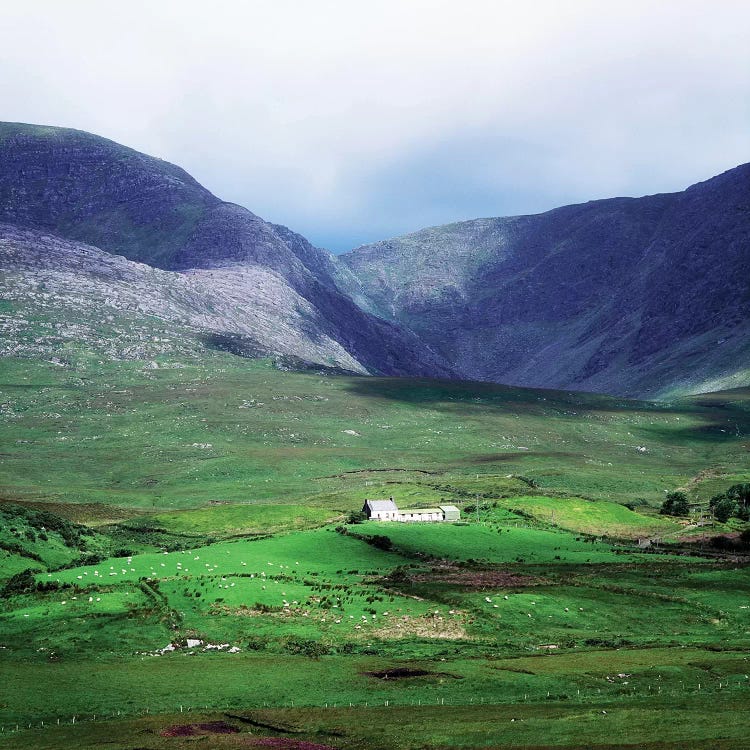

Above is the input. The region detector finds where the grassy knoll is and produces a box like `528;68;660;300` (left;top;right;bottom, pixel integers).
495;495;680;538
353;522;653;564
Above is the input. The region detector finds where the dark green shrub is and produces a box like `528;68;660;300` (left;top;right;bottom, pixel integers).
713;497;738;523
660;491;689;516
2;568;37;597
367;534;393;551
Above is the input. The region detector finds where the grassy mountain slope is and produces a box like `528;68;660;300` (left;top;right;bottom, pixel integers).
340;164;750;397
2;300;749;514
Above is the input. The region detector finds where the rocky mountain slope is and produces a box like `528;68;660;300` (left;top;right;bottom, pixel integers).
0;123;452;378
0;224;371;370
340;164;750;397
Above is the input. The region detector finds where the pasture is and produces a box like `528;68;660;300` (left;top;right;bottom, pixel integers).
1;347;750;748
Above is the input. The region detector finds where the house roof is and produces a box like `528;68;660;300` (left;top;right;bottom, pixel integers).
402;508;442;514
439;505;460;512
365;499;398;512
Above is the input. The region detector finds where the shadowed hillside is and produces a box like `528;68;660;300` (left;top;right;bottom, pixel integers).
341;164;750;397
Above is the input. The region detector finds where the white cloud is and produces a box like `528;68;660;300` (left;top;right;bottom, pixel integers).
1;0;749;250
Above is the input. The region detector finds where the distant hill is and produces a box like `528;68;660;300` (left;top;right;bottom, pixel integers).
0;123;452;378
340;164;750;397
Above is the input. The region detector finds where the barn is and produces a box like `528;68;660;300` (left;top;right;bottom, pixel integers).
397;507;443;522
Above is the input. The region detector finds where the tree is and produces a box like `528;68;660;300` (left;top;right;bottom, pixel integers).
713;497;738;524
660;491;689;516
346;510;367;525
726;483;750;509
1;568;36;597
710;485;750;522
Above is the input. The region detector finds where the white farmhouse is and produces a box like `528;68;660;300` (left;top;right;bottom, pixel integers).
363;497;399;521
362;498;460;523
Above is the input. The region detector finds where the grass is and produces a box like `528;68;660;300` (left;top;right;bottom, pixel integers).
8;697;750;750
496;495;680;538
353;522;651;564
1;353;749;519
150;504;341;536
1;335;750;748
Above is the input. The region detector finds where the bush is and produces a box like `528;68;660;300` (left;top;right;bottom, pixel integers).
710;535;734;550
346;510;367;524
281;637;329;658
1;568;37;597
366;534;393;551
713;497;738;523
660;491;690;516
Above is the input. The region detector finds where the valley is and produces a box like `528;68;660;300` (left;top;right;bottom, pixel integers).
0;122;749;749
1;343;750;749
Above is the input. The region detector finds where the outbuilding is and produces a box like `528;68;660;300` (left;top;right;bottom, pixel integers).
440;505;461;521
398;508;443;523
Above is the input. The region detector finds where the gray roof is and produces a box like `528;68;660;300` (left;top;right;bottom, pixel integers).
365;499;398;512
439;505;460;512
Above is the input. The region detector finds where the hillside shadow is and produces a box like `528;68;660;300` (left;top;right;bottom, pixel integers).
341;375;750;444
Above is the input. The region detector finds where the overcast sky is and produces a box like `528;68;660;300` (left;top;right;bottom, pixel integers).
2;1;749;252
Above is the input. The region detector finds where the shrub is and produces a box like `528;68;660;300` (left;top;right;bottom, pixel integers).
713;497;738;524
366;534;393;551
1;568;37;597
281;637;329;658
660;491;689;516
710;535;734;550
726;483;750;508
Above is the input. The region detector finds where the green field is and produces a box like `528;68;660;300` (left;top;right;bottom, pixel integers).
2;347;750;748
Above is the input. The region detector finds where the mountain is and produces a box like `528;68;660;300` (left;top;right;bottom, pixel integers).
0;123;452;378
340;164;750;397
1;121;748;397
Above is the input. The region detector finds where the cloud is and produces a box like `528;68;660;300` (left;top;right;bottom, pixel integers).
1;0;749;251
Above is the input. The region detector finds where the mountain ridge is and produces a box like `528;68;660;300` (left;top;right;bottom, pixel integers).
340;161;750;397
0;121;748;397
0;122;454;379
